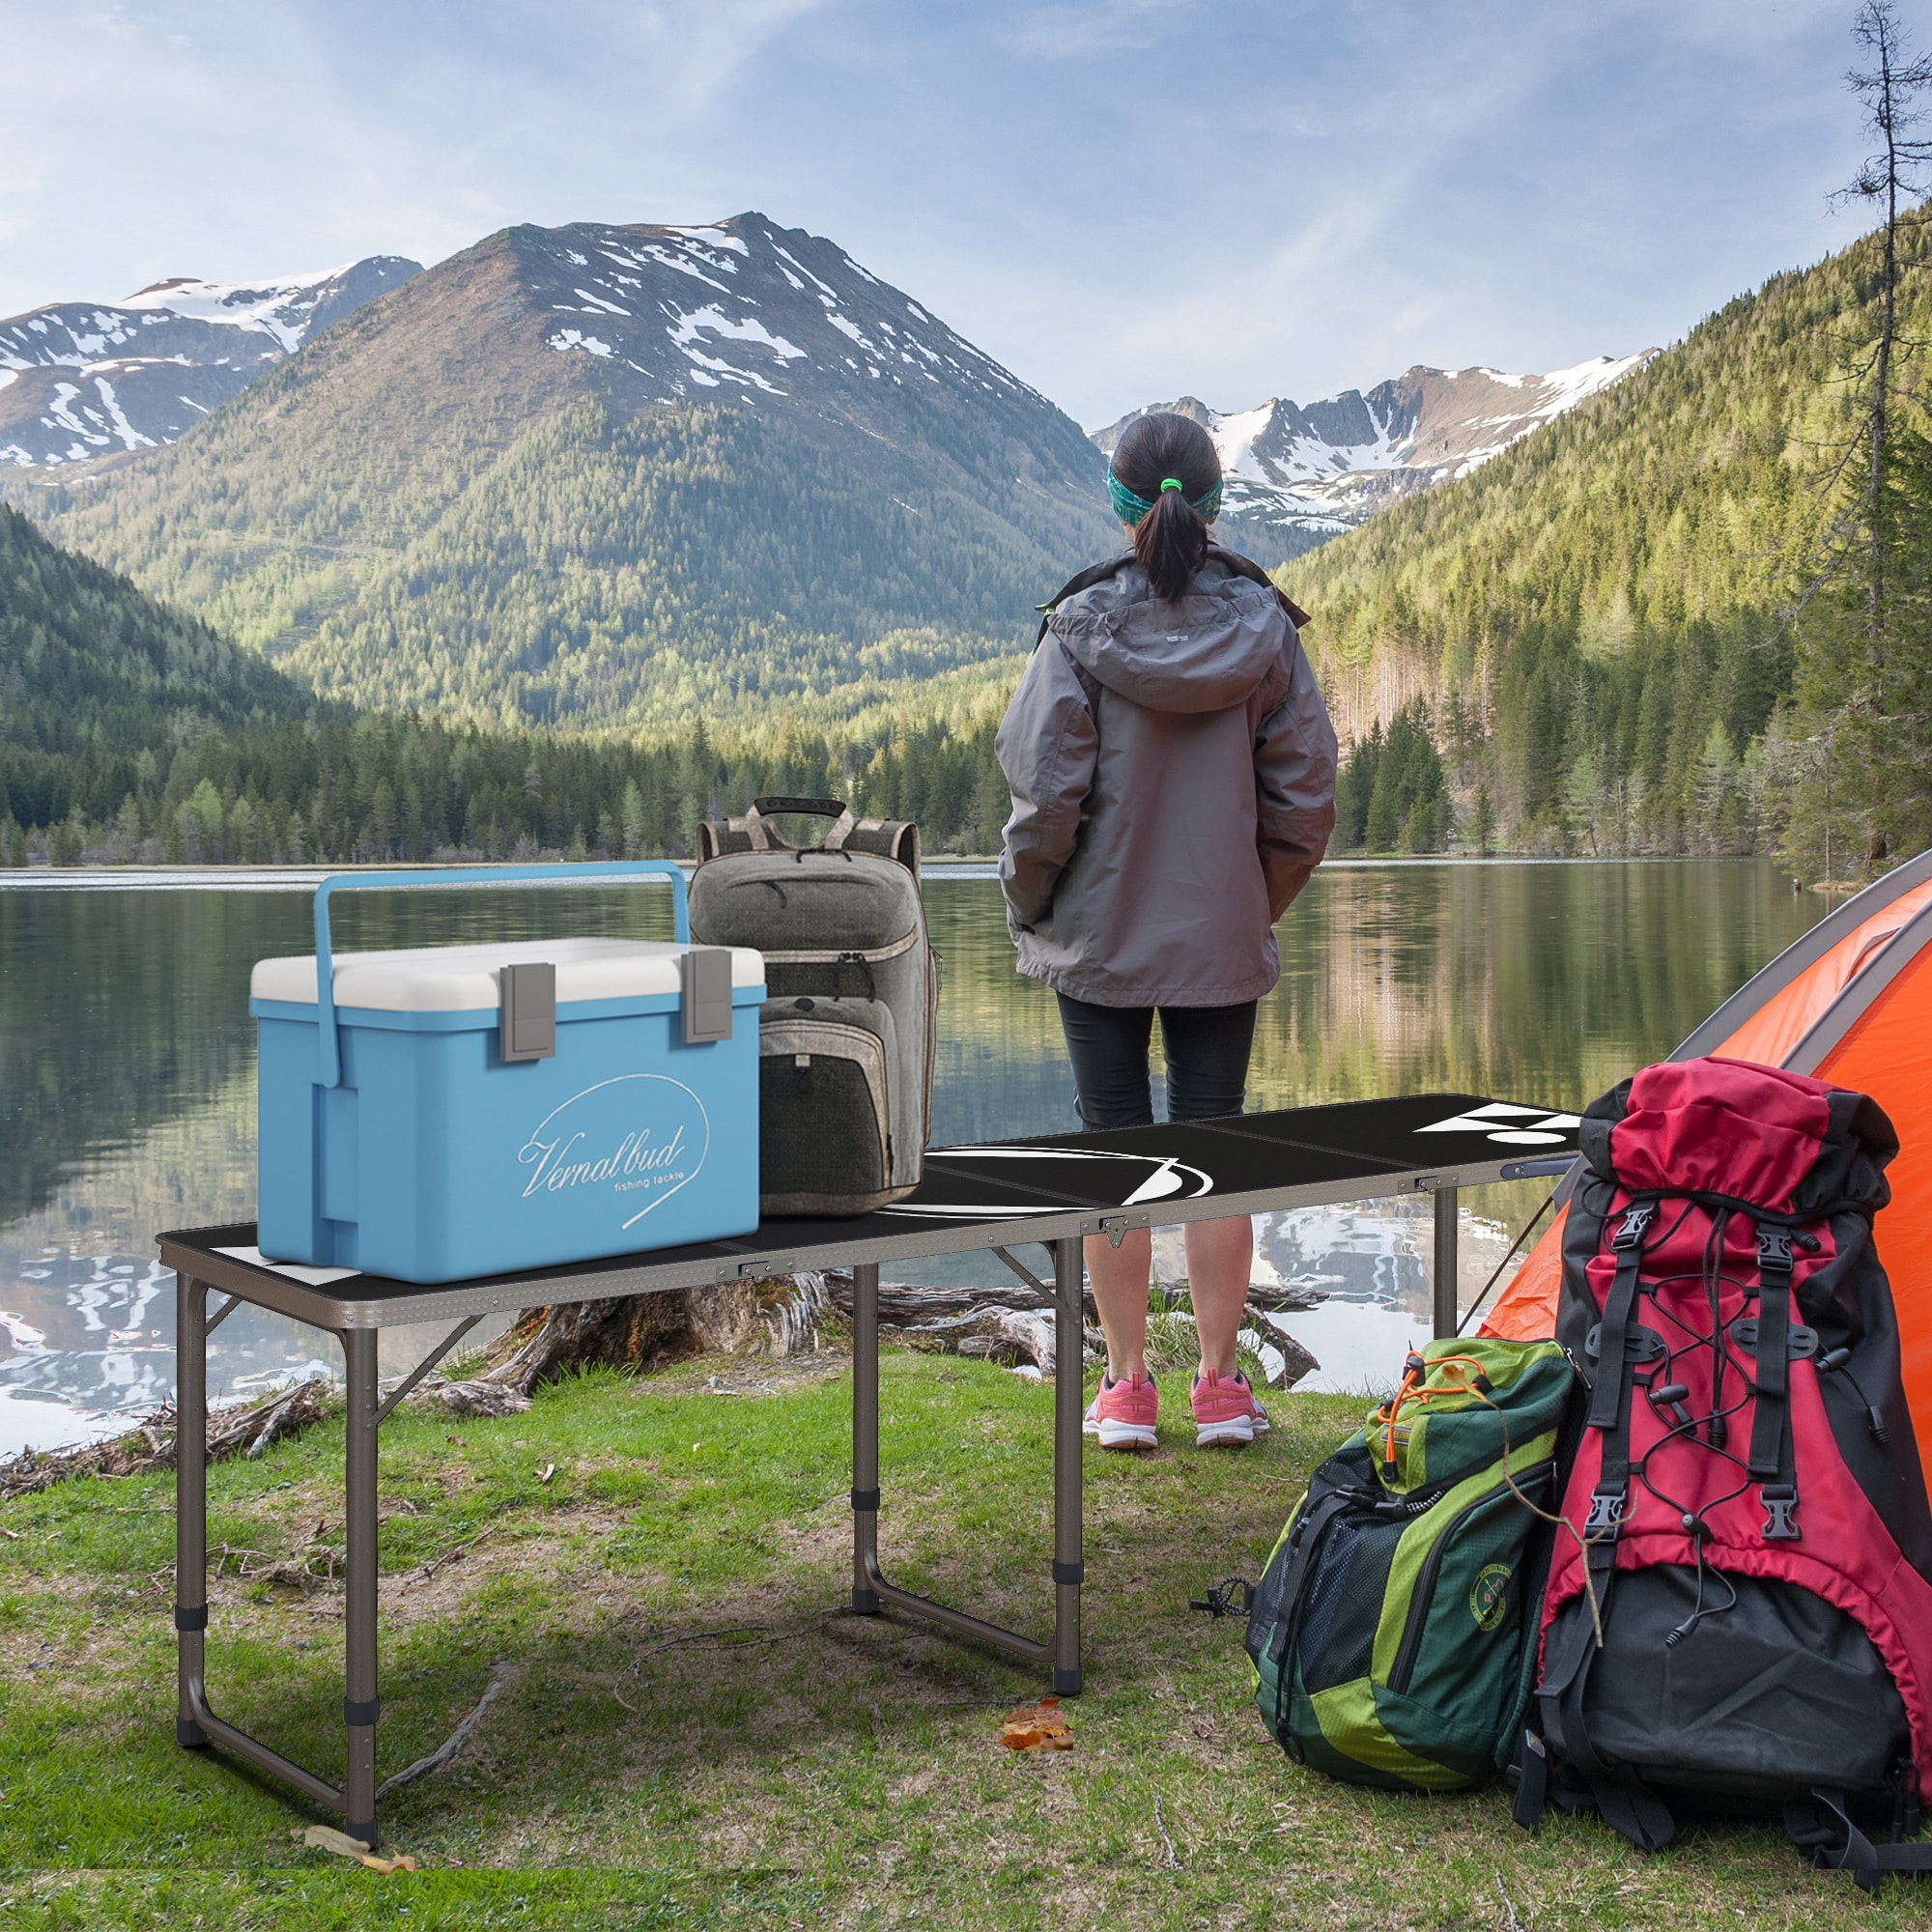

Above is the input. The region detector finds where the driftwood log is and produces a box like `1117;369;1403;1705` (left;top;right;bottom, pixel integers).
0;1378;329;1500
810;1268;1325;1326
476;1262;1328;1391
810;1267;1321;1385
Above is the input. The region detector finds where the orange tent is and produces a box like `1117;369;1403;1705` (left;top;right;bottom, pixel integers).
1481;851;1932;1487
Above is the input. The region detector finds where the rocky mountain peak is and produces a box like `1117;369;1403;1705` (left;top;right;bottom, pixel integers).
1094;354;1656;558
0;256;421;469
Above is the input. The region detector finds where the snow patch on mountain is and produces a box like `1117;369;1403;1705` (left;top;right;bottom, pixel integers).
0;256;421;468
517;216;1055;422
119;270;360;352
1093;352;1656;544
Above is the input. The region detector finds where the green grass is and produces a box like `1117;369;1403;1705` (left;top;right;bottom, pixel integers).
0;1352;1914;1927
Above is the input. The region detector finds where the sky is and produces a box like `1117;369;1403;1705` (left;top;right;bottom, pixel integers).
0;0;1900;428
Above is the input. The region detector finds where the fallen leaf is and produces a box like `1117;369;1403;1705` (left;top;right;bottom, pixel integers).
538;1463;555;1486
299;1824;376;1858
1000;1697;1074;1751
0;1527;18;1541
297;1823;417;1871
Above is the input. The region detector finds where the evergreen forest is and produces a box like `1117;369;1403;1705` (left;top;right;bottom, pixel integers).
14;388;1107;737
0;499;1009;867
1283;208;1932;870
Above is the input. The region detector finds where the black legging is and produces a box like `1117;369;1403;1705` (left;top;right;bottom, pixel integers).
1055;993;1258;1130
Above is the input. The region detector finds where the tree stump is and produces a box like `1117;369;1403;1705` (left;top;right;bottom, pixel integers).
480;1291;695;1393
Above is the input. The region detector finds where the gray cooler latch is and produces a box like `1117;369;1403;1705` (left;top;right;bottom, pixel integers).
499;962;556;1063
680;948;733;1045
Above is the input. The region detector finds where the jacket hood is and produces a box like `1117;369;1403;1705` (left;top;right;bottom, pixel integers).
1048;559;1291;714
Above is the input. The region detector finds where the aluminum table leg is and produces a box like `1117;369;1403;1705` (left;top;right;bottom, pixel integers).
175;1276;208;1748
851;1263;881;1615
849;1248;1082;1686
342;1328;380;1848
1433;1185;1460;1340
1050;1234;1083;1694
172;1299;365;1833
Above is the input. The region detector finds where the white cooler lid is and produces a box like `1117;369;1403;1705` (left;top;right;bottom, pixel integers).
251;937;763;1012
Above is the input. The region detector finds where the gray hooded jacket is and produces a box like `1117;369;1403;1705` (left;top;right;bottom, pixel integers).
995;552;1337;1008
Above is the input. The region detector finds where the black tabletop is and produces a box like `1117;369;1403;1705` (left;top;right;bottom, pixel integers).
158;1093;1581;1329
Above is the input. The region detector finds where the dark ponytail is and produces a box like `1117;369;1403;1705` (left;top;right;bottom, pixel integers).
1110;412;1221;602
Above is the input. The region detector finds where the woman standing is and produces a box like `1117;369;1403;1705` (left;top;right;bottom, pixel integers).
995;411;1337;1450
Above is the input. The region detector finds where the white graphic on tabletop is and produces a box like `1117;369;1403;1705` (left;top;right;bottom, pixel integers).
1415;1102;1581;1147
879;1146;1215;1220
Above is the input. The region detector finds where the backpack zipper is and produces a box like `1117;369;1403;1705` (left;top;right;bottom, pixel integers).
1385;1469;1549;1694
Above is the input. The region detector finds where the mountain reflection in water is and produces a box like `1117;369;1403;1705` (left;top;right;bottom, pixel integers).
0;863;1821;1450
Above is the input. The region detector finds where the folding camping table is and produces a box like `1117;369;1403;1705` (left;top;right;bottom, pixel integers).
157;1092;1580;1846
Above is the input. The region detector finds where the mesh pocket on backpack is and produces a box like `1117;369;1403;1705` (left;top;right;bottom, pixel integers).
1295;1513;1406;1692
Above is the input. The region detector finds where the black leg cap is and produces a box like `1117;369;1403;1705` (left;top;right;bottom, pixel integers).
176;1718;208;1748
1052;1666;1082;1696
344;1821;377;1851
852;1587;880;1615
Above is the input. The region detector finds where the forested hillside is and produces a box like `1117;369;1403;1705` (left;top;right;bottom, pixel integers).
0;500;1008;866
1286;211;1932;861
5;698;1008;871
0;502;323;860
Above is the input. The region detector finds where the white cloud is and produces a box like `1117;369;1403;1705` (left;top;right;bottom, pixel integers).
997;0;1196;60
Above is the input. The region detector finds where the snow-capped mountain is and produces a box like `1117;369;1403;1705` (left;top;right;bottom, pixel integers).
11;215;1117;729
480;215;1104;506
1093;355;1656;556
0;257;420;468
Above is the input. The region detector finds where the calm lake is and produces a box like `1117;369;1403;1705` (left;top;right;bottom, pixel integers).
0;861;1821;1453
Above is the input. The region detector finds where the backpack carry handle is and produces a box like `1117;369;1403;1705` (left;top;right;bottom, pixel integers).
310;862;690;1088
743;797;858;852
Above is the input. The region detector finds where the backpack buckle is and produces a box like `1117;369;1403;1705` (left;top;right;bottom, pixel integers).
1584;1487;1626;1537
1756;1227;1794;1271
1611;1206;1655;1251
1759;1484;1802;1541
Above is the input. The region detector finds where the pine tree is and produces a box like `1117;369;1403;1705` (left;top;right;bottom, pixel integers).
1834;1;1932;636
1794;421;1932;866
1470;784;1496;855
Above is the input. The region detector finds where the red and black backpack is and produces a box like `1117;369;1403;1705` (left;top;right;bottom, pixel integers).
1513;1057;1932;1891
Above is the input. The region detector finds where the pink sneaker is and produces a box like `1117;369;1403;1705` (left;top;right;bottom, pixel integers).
1083;1372;1158;1451
1245;1379;1271;1435
1191;1368;1257;1447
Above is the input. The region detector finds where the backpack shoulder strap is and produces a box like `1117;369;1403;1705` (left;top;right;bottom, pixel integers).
695;817;753;864
835;816;922;882
1788;1788;1932;1894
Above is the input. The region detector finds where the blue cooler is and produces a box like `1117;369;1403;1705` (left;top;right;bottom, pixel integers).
251;866;764;1283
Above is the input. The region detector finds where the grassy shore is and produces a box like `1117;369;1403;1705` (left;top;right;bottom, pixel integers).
0;1349;1911;1929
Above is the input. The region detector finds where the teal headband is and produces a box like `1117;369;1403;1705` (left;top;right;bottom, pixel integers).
1109;469;1223;526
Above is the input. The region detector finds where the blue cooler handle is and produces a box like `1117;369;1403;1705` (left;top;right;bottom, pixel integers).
312;863;690;1088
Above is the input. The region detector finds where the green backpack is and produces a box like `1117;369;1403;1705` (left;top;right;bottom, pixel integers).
1244;1336;1577;1792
